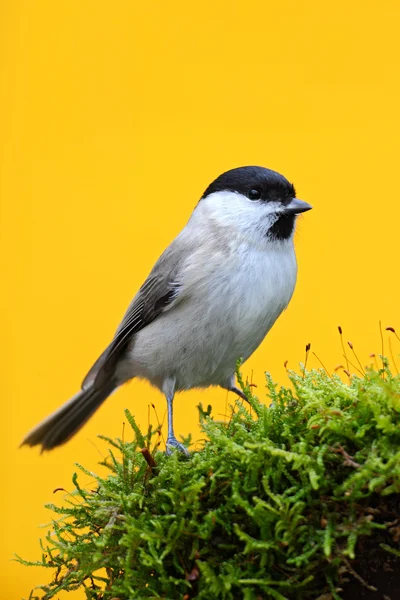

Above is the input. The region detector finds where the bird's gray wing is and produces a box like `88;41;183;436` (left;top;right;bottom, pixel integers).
82;259;182;389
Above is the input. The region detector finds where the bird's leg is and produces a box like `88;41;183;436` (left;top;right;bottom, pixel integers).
222;375;250;403
229;386;250;403
164;390;189;457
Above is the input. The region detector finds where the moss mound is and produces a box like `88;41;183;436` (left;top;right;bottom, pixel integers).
20;364;400;599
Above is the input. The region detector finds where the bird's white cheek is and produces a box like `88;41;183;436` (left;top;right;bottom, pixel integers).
227;204;283;241
200;191;282;240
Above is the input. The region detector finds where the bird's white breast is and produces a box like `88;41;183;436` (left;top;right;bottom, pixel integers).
224;240;297;354
201;238;297;377
127;233;297;391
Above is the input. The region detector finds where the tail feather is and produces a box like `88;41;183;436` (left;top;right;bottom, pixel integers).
21;381;117;452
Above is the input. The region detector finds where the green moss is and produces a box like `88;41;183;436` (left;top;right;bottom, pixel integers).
18;363;400;599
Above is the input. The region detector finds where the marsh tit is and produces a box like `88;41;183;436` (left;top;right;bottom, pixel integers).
22;166;312;455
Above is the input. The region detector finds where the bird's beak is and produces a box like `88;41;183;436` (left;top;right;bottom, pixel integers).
285;198;312;215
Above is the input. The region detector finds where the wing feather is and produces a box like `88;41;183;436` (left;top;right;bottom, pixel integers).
82;269;182;389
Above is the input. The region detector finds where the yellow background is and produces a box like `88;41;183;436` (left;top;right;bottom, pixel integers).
2;1;400;598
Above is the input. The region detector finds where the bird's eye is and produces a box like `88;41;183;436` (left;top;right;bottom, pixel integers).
247;188;262;200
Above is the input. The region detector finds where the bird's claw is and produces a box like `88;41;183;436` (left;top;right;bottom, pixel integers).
166;437;190;457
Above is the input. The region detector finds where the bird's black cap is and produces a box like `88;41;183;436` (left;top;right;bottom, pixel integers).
202;166;296;203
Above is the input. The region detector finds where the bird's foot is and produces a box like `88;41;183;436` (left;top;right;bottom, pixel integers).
166;436;190;457
229;386;250;403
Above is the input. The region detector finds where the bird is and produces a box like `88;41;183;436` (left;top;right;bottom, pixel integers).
21;166;312;455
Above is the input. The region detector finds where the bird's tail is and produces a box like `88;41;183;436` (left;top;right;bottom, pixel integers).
21;380;117;452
